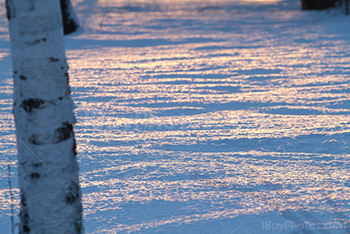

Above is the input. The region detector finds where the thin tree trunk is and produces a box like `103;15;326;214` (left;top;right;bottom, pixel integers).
60;0;80;35
345;0;349;15
6;0;83;233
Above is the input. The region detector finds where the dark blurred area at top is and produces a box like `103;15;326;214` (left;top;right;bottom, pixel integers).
301;0;349;14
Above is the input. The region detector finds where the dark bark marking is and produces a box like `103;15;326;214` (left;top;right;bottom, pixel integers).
14;71;18;74
31;162;43;167
30;172;40;179
26;38;47;46
28;134;44;145
53;122;73;143
48;57;59;62
66;194;75;204
66;182;80;204
60;0;79;35
19;75;27;80
21;193;27;207
59;97;63;100
5;0;15;20
65;72;70;84
21;223;30;233
21;98;44;113
75;221;83;234
20;193;30;234
73;139;77;156
29;4;35;11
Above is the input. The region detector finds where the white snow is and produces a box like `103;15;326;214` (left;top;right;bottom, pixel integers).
1;0;350;233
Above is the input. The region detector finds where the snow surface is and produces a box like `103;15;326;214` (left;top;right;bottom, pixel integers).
1;0;350;233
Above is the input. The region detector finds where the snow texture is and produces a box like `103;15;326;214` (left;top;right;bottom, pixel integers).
0;0;350;233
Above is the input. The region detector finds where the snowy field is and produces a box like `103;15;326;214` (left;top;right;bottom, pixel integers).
1;0;350;233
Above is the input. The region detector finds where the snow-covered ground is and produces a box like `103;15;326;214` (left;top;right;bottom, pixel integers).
1;0;350;233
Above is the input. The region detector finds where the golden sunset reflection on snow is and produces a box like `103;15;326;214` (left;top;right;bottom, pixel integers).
68;1;350;231
0;0;350;233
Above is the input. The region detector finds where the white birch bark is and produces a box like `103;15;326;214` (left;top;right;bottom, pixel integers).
6;0;83;233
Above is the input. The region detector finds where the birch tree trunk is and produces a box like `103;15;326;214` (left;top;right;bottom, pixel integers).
301;0;338;10
6;0;83;233
60;0;80;35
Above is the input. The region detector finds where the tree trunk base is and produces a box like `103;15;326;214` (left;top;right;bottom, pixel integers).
301;0;339;10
